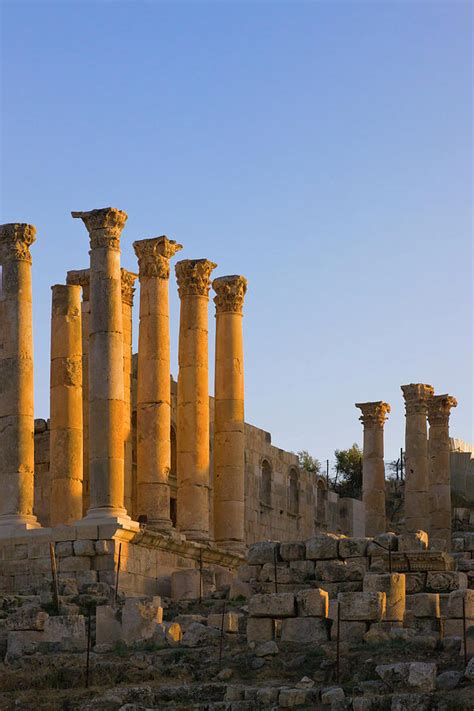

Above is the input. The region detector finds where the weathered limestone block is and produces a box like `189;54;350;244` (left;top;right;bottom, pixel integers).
363;573;405;622
376;661;436;693
296;589;329;618
44;615;87;651
6;607;48;631
152;621;182;647
405;573;427;595
406;593;440;618
279;542;306;561
315;560;348;582
447;589;474;619
398;531;429;552
280;616;328;643
246;617;275;643
331;620;368;642
444;617;474;637
207;611;240;633
121;596;163;644
345;558;369;580
289;560;315;578
338;537;370;558
278;688;313;707
170;569;215;600
6;631;43;659
73;539;96;556
315;581;362;598
337;592;386;621
367;532;398;557
247;541;280;565
259;562;294;584
181;622;220;647
237;564;261;582
426;571;467;593
95;605;122;645
229;579;252;600
249;593;295;618
305;534;339;560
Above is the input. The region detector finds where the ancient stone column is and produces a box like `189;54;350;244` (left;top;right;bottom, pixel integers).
212;275;248;553
401;383;434;535
175;258;217;541
133;237;182;528
66;269;91;512
121;268;138;517
355;400;390;537
427;394;457;550
72;207;132;524
0;224;39;532
50;284;83;525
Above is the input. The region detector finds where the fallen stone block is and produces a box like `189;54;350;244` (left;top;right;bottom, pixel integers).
5;607;48;631
278;688;312;707
280;616;328;643
121;596;163;644
390;693;431;710
259;562;293;584
237;564;261;582
247;617;275;643
337;592;386;621
279;542;306;561
443;617;474;637
331;619;367;642
363;573;405;622
170;569;215;600
338;537;370;558
315;560;348;582
406;593;440;618
447;588;474;618
367;532;398;557
207;611;240;633
181;622;220;647
397;531;429;552
289;560;315;578
247;541;280;565
152;621;182;647
306;534;339;560
248;592;295;618
345;558;369;580
315;581;362;598
405;573;427;595
426;571;467;593
255;639;278;656
6;630;43;659
407;662;437;692
43;615;87;651
256;687;279;704
96;604;122;646
173;614;207;630
295;588;328;618
435;670;462;690
320;686;345;705
229;579;252;599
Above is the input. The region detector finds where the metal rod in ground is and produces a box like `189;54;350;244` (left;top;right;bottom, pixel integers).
114;542;122;604
49;542;60;614
85;608;92;688
219;601;226;667
439;615;444;641
462;597;468;669
273;546;278;594
336;601;341;684
388;543;392;575
199;549;203;602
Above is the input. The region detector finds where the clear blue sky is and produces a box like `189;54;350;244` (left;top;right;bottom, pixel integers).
1;1;472;464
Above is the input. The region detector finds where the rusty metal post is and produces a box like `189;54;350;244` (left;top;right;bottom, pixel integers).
85;608;92;688
273;546;278;594
114;542;122;604
219;601;226;667
336;601;341;683
49;542;60;614
462;597;468;668
199;549;203;602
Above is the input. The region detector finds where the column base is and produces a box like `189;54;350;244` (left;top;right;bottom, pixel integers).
77;507;140;532
0;514;41;537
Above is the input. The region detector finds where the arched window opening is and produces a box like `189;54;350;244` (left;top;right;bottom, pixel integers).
260;459;272;507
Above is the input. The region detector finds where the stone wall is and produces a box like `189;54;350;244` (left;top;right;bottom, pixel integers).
450;438;474;507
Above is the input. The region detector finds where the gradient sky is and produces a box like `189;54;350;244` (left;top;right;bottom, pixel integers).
1;0;472;465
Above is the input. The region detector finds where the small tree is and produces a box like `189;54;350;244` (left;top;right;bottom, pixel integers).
333;443;362;498
297;450;321;475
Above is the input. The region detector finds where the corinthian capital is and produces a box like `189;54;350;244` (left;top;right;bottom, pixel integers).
175;259;217;298
71;207;128;250
213;275;248;314
121;268;138;306
355;401;391;428
133;236;183;279
427;394;457;426
66;268;90;301
0;223;36;263
401;383;434;415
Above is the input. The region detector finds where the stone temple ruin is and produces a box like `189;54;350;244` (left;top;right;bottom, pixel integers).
0;209;473;709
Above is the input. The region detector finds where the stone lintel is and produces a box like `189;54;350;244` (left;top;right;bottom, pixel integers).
213;275;248;314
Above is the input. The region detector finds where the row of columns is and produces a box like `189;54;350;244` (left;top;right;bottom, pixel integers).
0;211;248;553
356;384;457;549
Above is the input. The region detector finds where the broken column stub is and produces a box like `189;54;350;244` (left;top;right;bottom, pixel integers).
402;383;434;534
427;394;457;550
71;207;136;527
355;400;390;537
50;284;83;525
175;258;217;542
213;275;248;554
363;573;405;622
0;224;40;533
134;236;182;529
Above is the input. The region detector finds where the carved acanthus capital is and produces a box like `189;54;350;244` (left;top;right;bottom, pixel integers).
213;275;248;314
427;394;457;426
355;401;391;429
121;268;138;306
71;207;128;250
401;383;434;416
133;236;183;279
175;259;217;298
66;268;90;301
0;223;36;263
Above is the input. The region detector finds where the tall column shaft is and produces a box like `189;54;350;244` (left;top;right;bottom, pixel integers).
121;269;138;517
72;207;131;522
0;224;39;531
175;259;216;541
355;401;390;537
428;394;457;550
67;269;90;512
50;284;83;525
212;275;247;552
134;237;182;528
402;383;434;534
